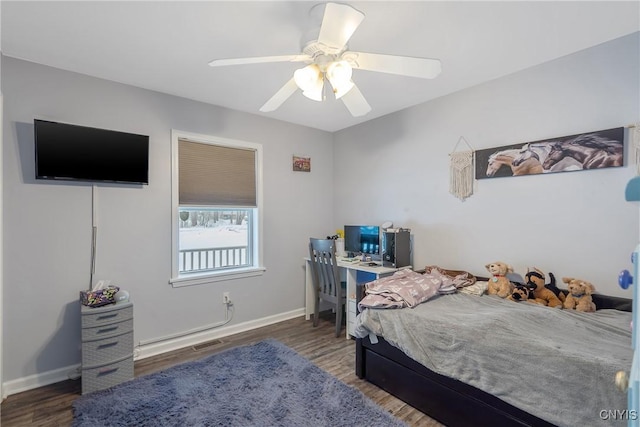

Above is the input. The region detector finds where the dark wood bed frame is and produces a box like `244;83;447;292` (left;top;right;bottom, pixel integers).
354;282;632;427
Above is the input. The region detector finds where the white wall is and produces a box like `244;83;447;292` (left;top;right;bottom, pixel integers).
334;33;640;297
1;57;334;389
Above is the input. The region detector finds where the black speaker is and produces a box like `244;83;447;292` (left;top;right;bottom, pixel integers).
382;229;411;268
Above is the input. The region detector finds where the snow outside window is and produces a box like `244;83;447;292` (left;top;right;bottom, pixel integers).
178;208;252;273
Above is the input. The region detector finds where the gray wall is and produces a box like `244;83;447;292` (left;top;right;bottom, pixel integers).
334;33;640;297
2;57;334;384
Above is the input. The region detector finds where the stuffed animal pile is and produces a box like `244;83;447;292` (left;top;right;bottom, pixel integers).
481;262;597;312
485;261;514;298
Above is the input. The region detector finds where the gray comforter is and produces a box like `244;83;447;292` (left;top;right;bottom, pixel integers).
354;293;633;427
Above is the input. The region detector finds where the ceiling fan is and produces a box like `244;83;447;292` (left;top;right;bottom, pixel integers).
208;2;441;117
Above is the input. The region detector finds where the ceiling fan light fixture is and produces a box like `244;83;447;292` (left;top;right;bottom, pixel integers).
326;60;354;99
295;63;324;101
294;64;322;92
302;76;324;101
210;1;439;117
326;60;352;82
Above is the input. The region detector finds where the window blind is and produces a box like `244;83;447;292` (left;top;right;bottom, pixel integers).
179;139;256;207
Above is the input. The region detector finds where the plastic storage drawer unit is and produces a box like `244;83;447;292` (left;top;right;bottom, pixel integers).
80;301;134;394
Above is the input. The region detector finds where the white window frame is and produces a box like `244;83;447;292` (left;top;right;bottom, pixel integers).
169;129;265;287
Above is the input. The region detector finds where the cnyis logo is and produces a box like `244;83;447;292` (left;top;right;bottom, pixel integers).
599;409;638;421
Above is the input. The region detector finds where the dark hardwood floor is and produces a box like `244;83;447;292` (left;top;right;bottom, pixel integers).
1;313;443;426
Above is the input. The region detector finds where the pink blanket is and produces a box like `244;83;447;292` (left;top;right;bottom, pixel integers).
358;269;442;310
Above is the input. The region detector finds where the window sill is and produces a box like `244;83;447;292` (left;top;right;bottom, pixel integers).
170;266;266;288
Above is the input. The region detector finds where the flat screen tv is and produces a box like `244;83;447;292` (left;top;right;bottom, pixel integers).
34;119;149;184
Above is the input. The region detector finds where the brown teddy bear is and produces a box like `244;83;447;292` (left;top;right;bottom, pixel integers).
485;262;514;298
562;277;597;312
525;268;563;308
507;284;545;305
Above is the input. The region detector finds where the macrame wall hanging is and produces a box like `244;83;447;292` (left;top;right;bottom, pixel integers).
631;123;640;175
449;136;474;201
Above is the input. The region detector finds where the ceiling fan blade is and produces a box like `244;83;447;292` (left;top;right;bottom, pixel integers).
260;78;299;112
209;55;310;67
317;3;365;52
341;84;371;117
344;51;442;79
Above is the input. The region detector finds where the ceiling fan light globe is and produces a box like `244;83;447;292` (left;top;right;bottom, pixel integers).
326;60;352;83
327;60;354;98
293;64;322;91
302;75;324;102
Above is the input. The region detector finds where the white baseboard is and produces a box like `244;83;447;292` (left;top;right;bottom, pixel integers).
3;364;81;399
1;308;305;398
135;308;305;360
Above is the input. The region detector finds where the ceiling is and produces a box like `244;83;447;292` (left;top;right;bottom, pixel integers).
2;1;639;132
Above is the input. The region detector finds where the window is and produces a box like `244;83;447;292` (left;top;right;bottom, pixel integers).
170;130;264;287
178;208;252;272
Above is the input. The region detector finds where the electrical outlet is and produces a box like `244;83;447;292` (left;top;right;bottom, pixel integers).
223;292;230;304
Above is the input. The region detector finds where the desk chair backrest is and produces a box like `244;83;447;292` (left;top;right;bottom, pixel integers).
308;238;342;303
308;238;346;336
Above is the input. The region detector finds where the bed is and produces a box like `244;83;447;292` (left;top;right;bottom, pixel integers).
354;273;633;427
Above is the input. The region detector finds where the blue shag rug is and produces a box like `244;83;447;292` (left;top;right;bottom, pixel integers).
72;339;406;426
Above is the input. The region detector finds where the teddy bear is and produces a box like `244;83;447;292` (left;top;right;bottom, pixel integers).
485;261;514;298
562;277;597;312
507;284;545;305
524;268;563;308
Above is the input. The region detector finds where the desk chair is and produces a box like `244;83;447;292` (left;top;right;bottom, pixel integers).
308;238;347;337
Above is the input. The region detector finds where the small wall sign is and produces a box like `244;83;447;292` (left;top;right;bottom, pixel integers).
293;155;311;172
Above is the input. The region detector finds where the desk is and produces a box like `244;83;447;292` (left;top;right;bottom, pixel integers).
304;258;410;339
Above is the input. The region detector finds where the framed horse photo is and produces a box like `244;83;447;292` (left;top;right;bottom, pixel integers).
474;127;624;179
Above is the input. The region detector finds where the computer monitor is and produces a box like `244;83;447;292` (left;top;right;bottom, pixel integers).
344;225;380;257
